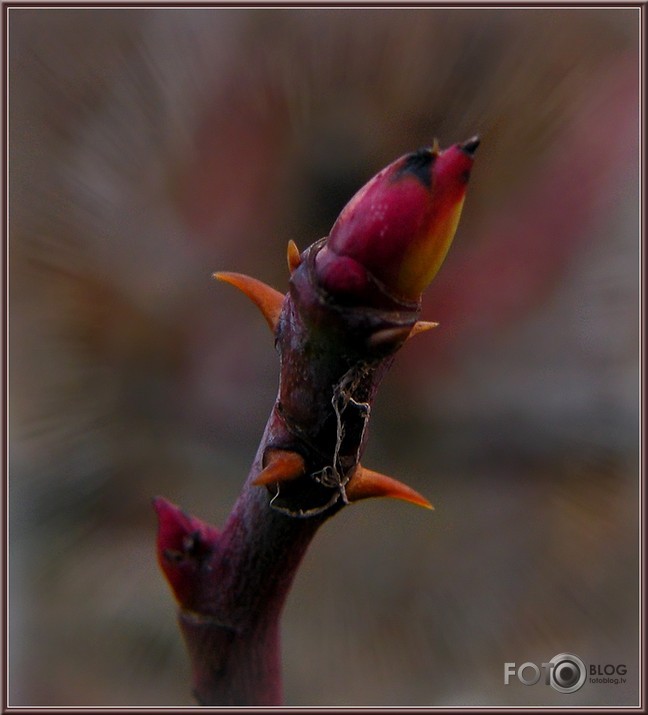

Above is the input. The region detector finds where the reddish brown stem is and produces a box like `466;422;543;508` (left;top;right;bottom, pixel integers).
155;241;420;705
154;139;478;705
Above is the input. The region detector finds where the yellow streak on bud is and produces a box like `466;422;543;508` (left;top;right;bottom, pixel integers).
397;195;465;297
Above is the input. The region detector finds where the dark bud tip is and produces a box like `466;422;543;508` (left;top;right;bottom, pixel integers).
398;147;435;187
460;136;481;156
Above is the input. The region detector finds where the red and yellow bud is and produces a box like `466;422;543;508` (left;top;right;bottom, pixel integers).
315;137;479;301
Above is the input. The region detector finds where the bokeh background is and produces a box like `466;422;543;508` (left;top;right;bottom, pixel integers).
8;6;640;707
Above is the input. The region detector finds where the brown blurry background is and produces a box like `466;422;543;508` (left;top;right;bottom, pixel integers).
7;6;640;707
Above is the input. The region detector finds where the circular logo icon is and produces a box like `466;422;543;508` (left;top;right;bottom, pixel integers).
549;653;586;693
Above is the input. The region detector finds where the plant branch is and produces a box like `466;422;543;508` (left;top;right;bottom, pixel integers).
154;137;479;705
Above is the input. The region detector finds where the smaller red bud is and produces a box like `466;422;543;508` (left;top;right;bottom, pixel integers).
315;137;479;302
153;497;220;610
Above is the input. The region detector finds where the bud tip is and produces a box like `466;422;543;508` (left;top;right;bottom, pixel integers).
460;135;481;156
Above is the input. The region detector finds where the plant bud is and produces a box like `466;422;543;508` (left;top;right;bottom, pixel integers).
315;137;479;301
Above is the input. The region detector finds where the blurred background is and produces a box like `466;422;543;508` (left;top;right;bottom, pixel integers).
8;7;640;706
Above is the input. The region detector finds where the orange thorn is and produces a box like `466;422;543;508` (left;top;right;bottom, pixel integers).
431;137;441;155
253;449;306;487
408;320;439;339
213;271;285;332
345;465;434;510
287;240;301;274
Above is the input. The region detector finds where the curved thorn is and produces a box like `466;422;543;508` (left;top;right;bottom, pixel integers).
345;465;434;510
213;272;284;332
408;320;439;339
253;449;306;487
287;240;301;274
